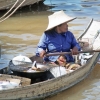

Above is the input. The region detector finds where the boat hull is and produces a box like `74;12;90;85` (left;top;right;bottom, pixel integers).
0;52;99;99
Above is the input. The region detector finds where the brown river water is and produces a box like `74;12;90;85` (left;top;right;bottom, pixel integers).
0;0;100;100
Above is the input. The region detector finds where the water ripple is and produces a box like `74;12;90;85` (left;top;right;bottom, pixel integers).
44;0;100;20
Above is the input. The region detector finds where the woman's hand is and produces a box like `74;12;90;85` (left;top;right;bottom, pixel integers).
40;50;46;58
71;46;79;55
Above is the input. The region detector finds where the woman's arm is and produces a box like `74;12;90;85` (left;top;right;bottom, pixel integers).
36;33;47;57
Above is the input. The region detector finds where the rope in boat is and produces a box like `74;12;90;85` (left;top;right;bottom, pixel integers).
0;0;26;23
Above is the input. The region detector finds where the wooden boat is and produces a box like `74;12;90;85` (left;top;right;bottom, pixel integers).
0;19;100;99
0;0;43;10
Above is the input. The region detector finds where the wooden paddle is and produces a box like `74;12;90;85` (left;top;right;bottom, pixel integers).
45;49;100;57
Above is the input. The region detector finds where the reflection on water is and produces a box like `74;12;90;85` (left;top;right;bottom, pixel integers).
83;81;100;100
0;0;100;100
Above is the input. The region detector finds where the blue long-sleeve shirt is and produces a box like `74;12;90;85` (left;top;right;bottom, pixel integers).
36;30;81;62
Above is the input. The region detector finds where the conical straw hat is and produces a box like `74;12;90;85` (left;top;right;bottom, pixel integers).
46;10;76;31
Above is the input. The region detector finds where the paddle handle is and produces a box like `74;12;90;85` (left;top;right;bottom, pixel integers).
45;49;100;57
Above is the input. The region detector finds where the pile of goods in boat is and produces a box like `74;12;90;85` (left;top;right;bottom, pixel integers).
12;55;50;72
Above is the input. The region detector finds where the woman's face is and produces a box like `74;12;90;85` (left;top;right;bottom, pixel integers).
58;22;68;33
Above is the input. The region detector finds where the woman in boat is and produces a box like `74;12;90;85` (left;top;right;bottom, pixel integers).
35;10;81;63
